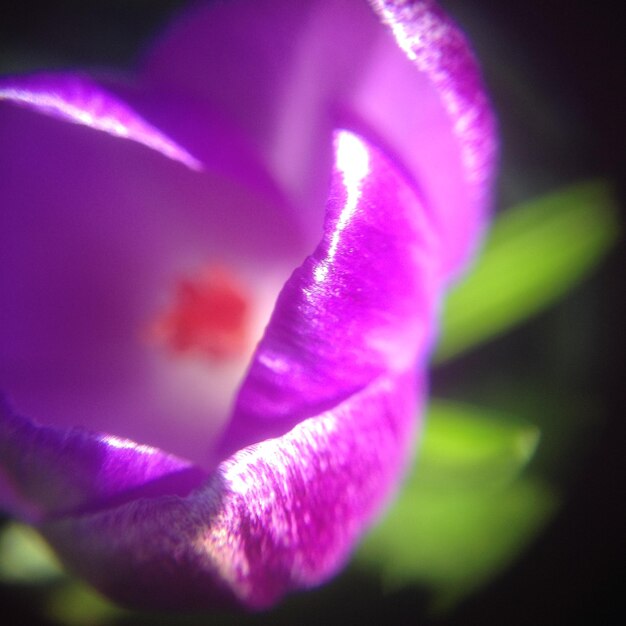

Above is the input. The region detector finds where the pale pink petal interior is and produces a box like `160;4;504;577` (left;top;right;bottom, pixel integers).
0;102;306;466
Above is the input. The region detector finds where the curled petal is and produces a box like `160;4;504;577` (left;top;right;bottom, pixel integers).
217;131;440;458
0;73;202;170
0;398;205;522
145;0;497;275
42;370;423;610
0;72;292;219
368;0;498;274
0;77;305;464
12;130;433;609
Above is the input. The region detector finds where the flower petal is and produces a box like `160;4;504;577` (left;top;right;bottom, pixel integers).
0;82;305;464
0;1;497;610
0;398;205;523
216;130;439;460
144;0;496;275
41;370;423;610
368;0;498;274
0;73;202;171
0;71;294;225
17;130;433;609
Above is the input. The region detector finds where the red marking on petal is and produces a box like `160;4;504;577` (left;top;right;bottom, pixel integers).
150;266;249;361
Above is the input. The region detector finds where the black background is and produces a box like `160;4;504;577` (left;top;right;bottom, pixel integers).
1;1;624;624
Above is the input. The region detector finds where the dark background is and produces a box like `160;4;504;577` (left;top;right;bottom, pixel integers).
1;1;624;624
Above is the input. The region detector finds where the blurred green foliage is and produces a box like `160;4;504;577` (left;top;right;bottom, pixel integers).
355;179;617;610
0;524;63;584
356;401;557;611
410;400;540;489
436;180;619;362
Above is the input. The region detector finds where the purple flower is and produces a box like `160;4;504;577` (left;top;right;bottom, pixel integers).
0;0;496;611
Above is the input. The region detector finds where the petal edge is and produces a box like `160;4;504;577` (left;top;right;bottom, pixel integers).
41;370;423;610
217;130;440;459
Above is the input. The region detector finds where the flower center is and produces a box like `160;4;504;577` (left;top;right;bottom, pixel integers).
150;266;249;361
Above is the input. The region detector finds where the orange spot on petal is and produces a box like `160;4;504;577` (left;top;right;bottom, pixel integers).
151;266;249;361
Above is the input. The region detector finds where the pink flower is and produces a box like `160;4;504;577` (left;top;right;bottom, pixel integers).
0;0;496;610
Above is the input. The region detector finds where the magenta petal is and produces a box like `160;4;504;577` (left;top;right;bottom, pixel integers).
368;0;498;275
145;0;496;275
0;77;306;464
15;130;433;610
0;73;202;170
0;0;497;611
41;370;422;610
0;398;205;522
0;71;304;219
216;130;439;459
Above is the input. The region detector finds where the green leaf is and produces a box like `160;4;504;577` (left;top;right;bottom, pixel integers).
46;582;124;626
416;400;540;489
355;401;557;611
0;523;64;584
357;478;557;612
435;179;619;363
0;523;124;624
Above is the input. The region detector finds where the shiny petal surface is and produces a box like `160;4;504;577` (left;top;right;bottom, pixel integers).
0;71;295;239
145;0;496;275
218;130;439;459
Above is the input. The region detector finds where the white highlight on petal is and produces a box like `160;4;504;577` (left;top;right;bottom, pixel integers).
333;130;370;254
100;434;159;455
0;84;203;171
315;131;370;283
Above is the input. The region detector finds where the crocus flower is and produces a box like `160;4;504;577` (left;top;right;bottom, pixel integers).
0;0;496;611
